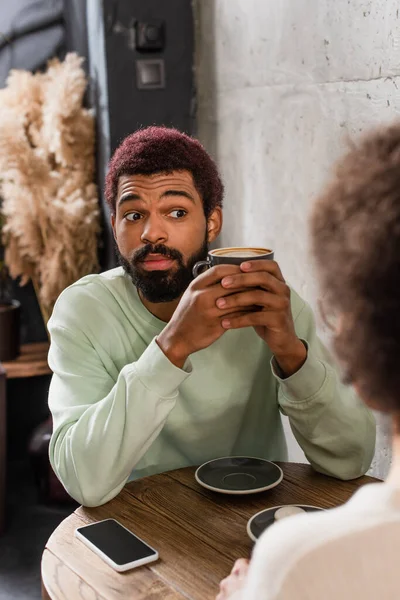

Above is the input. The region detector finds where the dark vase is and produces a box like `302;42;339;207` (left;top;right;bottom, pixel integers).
0;300;21;361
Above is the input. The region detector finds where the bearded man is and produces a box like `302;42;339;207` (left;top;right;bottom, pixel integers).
48;127;375;506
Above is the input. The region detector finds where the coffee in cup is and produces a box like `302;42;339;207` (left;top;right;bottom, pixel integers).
193;246;274;277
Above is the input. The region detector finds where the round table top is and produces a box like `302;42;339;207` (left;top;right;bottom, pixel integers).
41;462;380;600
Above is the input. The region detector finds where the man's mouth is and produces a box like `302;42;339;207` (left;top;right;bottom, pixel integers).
140;254;176;271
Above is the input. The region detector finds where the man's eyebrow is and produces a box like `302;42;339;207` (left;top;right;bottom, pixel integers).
117;192;140;206
117;189;196;207
161;190;196;203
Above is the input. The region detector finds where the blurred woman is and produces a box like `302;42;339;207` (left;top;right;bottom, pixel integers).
217;123;400;600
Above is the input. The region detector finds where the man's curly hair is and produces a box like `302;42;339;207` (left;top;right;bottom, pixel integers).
311;123;400;411
105;126;224;218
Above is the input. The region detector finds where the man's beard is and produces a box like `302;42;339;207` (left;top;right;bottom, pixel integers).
116;237;209;303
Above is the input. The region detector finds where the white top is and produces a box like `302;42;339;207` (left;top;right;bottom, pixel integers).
240;482;400;600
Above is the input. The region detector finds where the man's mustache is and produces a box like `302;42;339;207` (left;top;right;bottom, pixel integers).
131;244;184;265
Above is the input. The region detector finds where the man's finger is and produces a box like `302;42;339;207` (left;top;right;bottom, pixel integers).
191;263;240;289
240;259;285;281
221;270;288;295
216;290;287;311
221;311;275;330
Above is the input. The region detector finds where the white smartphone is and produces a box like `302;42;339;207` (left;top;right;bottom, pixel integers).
75;518;159;572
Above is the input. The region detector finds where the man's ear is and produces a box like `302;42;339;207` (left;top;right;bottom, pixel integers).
111;214;117;241
207;207;222;243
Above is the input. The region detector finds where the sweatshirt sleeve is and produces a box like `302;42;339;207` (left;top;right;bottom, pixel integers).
47;287;191;507
272;290;376;480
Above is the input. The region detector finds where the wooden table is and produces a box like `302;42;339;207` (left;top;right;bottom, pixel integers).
0;342;51;533
41;462;379;600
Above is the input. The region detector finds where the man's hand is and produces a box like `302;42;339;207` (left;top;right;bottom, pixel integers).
157;264;246;368
217;260;307;377
216;558;249;600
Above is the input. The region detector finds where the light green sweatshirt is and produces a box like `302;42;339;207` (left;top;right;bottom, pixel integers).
48;267;375;507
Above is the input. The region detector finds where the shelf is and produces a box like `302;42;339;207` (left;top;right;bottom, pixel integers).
1;342;51;379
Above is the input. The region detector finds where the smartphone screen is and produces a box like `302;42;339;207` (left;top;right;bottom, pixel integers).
76;519;157;567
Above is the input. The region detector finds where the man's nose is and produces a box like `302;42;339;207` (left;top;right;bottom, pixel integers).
140;215;167;245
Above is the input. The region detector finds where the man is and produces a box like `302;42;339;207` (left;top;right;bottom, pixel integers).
48;126;375;507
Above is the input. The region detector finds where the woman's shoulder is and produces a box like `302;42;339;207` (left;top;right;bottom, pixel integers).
255;483;391;559
244;483;395;598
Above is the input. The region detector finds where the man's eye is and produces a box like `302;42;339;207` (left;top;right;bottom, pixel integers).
169;209;187;219
125;212;143;221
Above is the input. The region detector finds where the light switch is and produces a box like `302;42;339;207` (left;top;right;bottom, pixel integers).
135;20;165;52
136;59;165;90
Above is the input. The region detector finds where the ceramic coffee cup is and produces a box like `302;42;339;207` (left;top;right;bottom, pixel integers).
193;246;274;277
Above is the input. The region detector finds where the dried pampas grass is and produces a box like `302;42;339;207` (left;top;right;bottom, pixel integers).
0;53;100;321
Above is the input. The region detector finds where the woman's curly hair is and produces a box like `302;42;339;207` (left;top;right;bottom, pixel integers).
311;123;400;411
